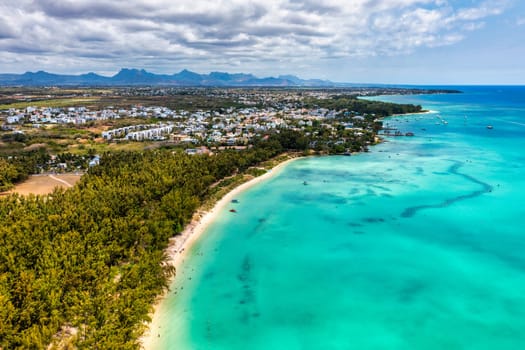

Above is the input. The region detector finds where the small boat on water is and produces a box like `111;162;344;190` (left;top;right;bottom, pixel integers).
231;199;239;203
487;125;493;129
229;209;237;213
303;181;308;186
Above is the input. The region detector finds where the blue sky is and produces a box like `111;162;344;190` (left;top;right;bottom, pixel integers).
0;0;524;84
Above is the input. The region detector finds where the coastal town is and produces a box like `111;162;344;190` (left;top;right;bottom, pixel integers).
2;103;369;145
0;88;425;167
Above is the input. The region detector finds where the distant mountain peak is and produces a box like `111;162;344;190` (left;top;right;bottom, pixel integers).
278;74;301;82
175;69;201;77
24;70;54;76
114;68;150;76
0;68;346;87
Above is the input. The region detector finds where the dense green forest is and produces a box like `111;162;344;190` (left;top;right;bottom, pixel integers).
303;95;423;116
0;142;284;349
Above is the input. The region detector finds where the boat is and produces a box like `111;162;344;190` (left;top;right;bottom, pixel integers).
405;132;415;136
231;199;239;203
303;181;308;185
487;125;493;129
229;209;237;213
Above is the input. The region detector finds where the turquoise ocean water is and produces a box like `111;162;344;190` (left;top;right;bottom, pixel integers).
149;86;525;349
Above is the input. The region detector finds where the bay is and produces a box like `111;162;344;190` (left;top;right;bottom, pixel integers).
148;86;525;349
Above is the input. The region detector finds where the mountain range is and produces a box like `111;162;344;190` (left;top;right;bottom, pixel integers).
0;68;340;87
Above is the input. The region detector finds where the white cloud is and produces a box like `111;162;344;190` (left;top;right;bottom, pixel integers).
454;0;507;21
0;0;512;75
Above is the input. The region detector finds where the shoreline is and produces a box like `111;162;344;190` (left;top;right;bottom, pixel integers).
140;156;300;349
391;109;437;116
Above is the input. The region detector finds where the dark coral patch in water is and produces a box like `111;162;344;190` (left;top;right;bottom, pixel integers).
402;161;493;218
362;217;385;223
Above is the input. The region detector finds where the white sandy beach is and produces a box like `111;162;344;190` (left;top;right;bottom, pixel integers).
140;156;299;349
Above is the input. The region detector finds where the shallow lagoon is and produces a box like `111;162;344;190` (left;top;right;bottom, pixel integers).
149;86;525;349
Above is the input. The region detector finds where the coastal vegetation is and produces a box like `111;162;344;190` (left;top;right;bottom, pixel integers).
304;95;423;116
0;144;286;349
0;87;429;348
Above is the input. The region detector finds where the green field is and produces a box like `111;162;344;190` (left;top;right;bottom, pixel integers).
0;97;100;110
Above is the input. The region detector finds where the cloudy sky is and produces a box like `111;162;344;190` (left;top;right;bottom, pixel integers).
0;0;524;84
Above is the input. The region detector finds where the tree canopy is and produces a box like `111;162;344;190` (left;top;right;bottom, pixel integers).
0;145;281;349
